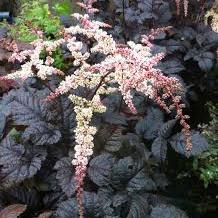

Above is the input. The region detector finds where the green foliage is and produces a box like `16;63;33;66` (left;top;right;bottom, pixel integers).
193;103;218;187
199;165;218;187
52;48;70;70
7;128;22;143
7;0;62;42
8;20;38;42
53;0;72;16
40;47;70;71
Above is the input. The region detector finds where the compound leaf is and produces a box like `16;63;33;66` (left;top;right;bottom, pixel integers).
88;153;115;187
150;204;189;218
55;198;77;218
55;192;98;218
135;107;164;140
0;112;6;139
170;131;208;157
194;51;214;72
111;157;138;186
0;136;47;186
127;169;156;192
23;122;61;145
5;90;54;125
159;59;185;74
151;137;168;162
55;96;76;141
105;128;123;152
158;119;177;139
54;157;76;197
127;194;149;218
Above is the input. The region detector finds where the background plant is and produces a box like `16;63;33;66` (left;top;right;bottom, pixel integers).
3;0;62;42
193;102;218;187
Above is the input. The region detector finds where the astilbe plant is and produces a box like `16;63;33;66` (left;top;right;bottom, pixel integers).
0;1;192;217
176;0;202;17
175;0;189;16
